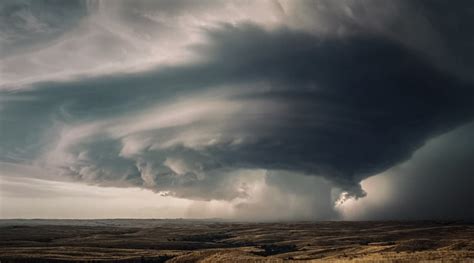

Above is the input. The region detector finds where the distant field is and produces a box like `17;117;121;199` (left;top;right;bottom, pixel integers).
0;220;472;262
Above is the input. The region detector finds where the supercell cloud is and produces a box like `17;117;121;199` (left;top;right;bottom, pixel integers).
0;0;473;220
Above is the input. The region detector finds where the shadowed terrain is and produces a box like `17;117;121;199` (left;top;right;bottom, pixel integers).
0;220;473;262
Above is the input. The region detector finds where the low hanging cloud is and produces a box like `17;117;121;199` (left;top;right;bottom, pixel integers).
1;0;473;220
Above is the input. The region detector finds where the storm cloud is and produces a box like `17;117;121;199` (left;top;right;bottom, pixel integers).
1;0;473;220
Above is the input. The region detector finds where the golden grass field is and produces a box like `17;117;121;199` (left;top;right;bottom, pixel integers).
0;220;472;262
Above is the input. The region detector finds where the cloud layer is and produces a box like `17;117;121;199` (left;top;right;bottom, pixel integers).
1;0;473;220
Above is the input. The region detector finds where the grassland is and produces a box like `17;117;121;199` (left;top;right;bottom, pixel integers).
0;220;472;262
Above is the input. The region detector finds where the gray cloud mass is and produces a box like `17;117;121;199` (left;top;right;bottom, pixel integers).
0;0;473;220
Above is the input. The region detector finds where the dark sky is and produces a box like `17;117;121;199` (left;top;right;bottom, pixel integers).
0;0;473;220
